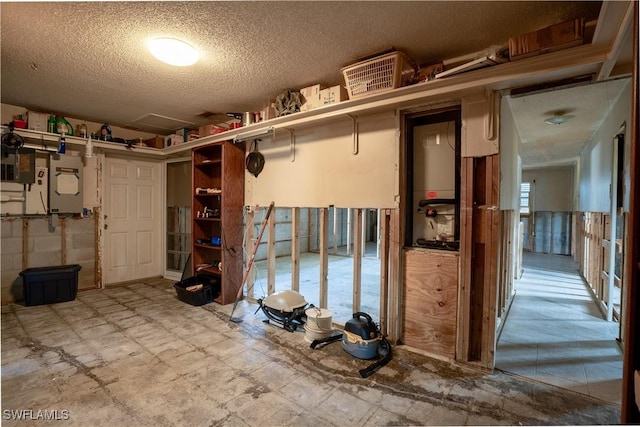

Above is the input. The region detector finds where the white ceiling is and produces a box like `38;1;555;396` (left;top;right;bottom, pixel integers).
0;1;634;167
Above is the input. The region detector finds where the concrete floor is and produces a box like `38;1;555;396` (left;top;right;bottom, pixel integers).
2;277;620;426
496;252;623;405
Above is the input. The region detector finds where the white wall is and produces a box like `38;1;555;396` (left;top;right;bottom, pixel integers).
578;79;632;212
245;111;399;209
522;166;575;212
499;95;521;211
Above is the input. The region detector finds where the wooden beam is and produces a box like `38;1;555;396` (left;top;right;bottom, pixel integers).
267;207;276;295
346;208;352;255
379;209;390;336
319;207;329;308
246;209;255;299
353;208;363;313
61;217;66;265
22;219;28;269
457;157;473;361
389;209;401;343
291;207;300;292
333;206;338;255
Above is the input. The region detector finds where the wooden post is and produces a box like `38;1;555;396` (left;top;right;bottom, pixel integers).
346;208;352;255
333;206;338;255
291;207;300;292
267;207;276;295
388;209;401;343
246;209;256;299
379;210;390;336
22;219;29;269
353;208;363;313
61;217;66;265
376;208;381;259
319;208;329;308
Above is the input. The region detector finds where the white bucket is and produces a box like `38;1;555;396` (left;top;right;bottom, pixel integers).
305;307;333;331
304;307;333;343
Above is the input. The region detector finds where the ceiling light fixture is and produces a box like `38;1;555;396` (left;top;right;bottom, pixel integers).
544;114;575;125
148;38;199;66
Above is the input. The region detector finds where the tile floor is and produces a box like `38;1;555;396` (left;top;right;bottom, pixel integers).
496;252;623;405
1;272;621;426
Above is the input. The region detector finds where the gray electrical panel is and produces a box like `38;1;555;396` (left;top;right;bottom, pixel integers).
49;155;83;213
1;147;35;183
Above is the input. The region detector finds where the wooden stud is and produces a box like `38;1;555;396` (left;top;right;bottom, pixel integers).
267;206;276;295
379;209;390;336
319;207;329;308
246;209;256;299
346;208;352;255
352;208;363;313
333;206;338;255
291;207;300;292
61;217;66;265
388;209;401;343
22;219;28;269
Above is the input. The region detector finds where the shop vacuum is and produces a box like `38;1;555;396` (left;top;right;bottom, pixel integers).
310;312;392;378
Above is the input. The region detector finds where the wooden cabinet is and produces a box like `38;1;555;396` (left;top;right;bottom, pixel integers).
192;141;244;305
402;248;459;359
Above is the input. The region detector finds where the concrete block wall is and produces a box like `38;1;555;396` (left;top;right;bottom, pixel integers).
253;207;310;261
1;216;96;304
1;218;24;303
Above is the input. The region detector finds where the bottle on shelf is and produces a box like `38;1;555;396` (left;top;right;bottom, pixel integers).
57;132;66;154
47;114;56;134
78;121;88;138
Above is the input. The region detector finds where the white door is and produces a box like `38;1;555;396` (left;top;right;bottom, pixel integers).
103;157;162;284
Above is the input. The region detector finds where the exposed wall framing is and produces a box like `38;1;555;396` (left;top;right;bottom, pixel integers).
458;154;500;370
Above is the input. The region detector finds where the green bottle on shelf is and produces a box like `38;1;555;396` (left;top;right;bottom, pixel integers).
47;114;56;133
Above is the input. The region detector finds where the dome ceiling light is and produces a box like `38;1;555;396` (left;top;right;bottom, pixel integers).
544;113;575;125
148;37;199;66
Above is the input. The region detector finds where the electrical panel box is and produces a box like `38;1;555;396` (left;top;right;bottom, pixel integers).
49;155;82;213
1;147;35;183
25;167;48;214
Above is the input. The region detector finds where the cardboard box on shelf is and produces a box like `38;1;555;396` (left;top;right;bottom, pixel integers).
261;100;276;120
300;84;325;112
509;18;585;60
319;85;348;105
199;124;228;137
418;62;444;82
27;111;49;132
144;136;164;149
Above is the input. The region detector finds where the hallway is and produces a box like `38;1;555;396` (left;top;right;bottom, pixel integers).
496;252;623;406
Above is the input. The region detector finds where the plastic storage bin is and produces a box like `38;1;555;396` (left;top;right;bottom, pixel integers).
20;264;82;306
174;275;220;306
173;254;220;306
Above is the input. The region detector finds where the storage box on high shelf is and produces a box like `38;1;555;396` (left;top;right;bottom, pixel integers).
191;140;244;305
509;18;585;60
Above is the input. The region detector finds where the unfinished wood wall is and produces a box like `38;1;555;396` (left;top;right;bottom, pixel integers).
458;154;500;369
575;211;626;321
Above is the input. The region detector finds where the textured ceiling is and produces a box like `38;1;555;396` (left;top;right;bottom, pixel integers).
507;78;631;168
1;1;632;168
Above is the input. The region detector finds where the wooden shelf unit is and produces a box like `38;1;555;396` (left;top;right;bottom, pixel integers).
191;141;244;305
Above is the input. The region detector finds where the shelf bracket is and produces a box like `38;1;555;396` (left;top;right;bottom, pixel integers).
347;114;358;155
283;128;295;162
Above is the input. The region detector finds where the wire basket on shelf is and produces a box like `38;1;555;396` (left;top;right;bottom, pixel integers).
341;51;417;99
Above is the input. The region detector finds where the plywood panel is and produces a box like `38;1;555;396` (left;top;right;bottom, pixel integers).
403;248;459;358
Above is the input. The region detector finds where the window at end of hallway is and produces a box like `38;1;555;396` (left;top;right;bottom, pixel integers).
520;182;531;215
